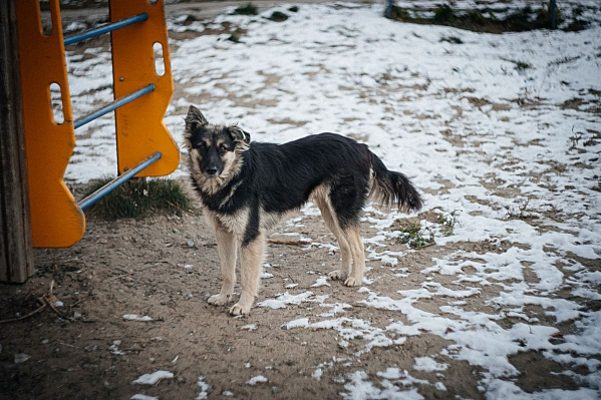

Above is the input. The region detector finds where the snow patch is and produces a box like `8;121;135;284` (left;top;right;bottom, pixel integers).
246;375;268;385
132;371;174;385
123;314;154;322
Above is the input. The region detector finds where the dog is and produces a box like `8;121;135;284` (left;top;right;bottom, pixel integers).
184;105;422;315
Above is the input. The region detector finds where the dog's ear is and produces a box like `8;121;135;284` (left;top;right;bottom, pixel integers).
185;105;209;132
228;126;251;145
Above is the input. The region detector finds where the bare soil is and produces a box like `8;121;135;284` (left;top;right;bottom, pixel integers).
0;182;582;399
3;3;597;398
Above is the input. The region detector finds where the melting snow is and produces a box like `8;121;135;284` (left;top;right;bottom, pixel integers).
247;375;268;385
123;314;154;322
195;376;211;400
282;317;310;330
257;291;316;309
311;276;331;288
413;357;448;372
130;395;158;400
132;371;174;385
343;371;424;400
240;324;257;331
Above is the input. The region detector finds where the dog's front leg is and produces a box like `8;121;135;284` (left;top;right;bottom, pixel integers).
208;225;238;306
230;232;265;316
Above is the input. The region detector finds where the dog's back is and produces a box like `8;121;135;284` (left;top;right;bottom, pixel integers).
243;132;421;226
243;133;373;221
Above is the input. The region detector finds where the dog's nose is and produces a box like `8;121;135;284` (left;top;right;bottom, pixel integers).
205;166;218;176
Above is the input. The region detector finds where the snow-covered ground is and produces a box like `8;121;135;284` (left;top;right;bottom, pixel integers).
63;2;600;398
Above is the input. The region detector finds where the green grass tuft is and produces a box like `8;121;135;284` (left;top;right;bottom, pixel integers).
514;60;531;71
227;32;242;43
268;11;289;22
433;4;455;23
233;3;258;16
82;178;191;220
502;58;532;71
440;35;463;44
396;221;435;249
437;213;456;236
387;2;574;33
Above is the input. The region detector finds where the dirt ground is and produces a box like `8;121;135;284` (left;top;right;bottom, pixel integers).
0;184;582;399
3;1;600;399
0;200;431;400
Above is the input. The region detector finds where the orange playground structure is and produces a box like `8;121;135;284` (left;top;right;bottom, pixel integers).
0;0;179;282
17;0;179;247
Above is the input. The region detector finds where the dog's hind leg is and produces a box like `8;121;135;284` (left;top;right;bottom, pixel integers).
322;206;353;281
230;232;265;316
208;224;238;306
327;173;369;287
312;186;352;281
342;225;365;287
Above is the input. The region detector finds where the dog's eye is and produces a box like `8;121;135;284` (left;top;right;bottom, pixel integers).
219;144;229;153
196;142;206;149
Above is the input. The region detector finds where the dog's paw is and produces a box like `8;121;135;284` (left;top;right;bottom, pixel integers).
207;293;231;306
344;276;361;287
229;302;251;316
328;270;347;281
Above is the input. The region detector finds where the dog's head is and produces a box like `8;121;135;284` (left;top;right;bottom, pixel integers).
184;105;251;192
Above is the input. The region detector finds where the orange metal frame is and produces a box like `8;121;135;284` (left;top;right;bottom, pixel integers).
15;0;179;248
16;0;84;247
110;1;179;176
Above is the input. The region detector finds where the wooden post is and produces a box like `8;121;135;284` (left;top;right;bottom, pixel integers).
0;0;34;283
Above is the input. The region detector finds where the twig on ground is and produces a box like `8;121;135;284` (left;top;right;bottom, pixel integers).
268;238;312;246
0;302;47;324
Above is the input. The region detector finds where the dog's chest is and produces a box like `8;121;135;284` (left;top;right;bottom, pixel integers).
207;207;292;237
214;208;249;236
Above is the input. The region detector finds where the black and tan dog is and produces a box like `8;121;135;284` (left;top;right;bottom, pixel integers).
184;105;422;315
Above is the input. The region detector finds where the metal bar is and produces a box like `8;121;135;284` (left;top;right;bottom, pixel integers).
384;0;394;18
64;12;148;46
74;84;155;129
79;152;162;211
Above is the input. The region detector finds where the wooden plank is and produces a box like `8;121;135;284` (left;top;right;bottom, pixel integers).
0;0;34;283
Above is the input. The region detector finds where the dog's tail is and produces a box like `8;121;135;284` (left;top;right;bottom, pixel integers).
368;151;422;212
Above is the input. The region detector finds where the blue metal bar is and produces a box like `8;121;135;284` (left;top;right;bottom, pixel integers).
79;152;162;211
384;0;394;18
64;13;148;46
74;84;155;129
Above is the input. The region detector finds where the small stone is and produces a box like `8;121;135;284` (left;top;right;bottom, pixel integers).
14;353;30;364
